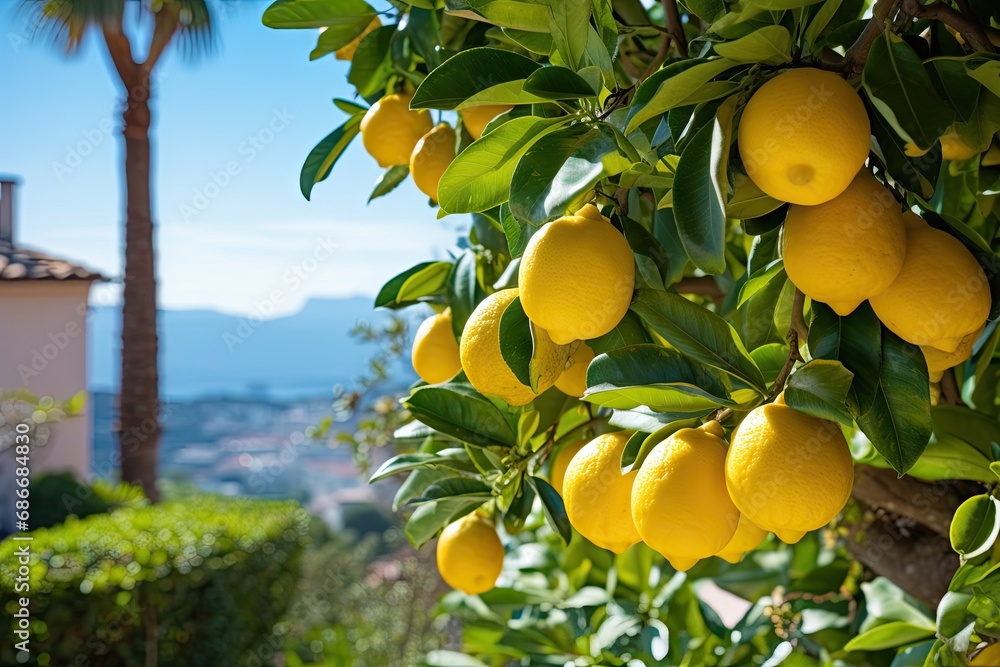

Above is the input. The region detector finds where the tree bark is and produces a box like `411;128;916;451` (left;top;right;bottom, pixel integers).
117;71;161;502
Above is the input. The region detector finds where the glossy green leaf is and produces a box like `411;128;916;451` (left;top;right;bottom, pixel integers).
522;66;599;99
587;310;652;354
784;359;854;426
263;0;376;28
950;494;1000;558
299;115;362;200
405;497;482;548
375;261;453;308
714;26;792;65
529;476;572;543
498;295;538;390
626;58;738;132
411;47;542;109
547;0;590;70
843;621;935;652
368;165;410;202
370;450;475;483
447;249;484;339
631;289;767;393
348;25;396;97
404;383;517;448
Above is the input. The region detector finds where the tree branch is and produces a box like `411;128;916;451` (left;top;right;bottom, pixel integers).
102;21;138;85
144;4;182;71
663;0;687;58
902;0;994;52
674;276;724;299
841;0;901;77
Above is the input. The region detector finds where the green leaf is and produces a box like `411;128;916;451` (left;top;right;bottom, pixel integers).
263;0;376;28
509;123;632;225
529;476;572;543
726;177;783;219
714;26;792;65
348;25;396;98
862;30;955;152
784;359;854;426
631;289;767;394
967;58;1000;99
547;0;590;70
738;260;784;307
413;476;492;503
396;262;453;303
498;295;536;390
681;0;725;23
868;96;939;200
803;0;845;47
950;494;1000;558
422;650;489;667
447;249;484;339
403;383;517;448
672;97;734;275
299;115;362;200
369;165;410;202
843;621;935;652
333;98;368;115
901;435;995;482
620;418;701;472
745;0;824;8
438;116;569;214
522;66;599;99
586;383;735;413
370;450;475;483
375;261;453;308
411;47;542;109
405;497;482;548
394;467;453;511
587;310;652;354
810;304;932;474
626;58;738;132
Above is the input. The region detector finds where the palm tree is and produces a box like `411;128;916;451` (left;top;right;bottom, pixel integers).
28;0;213;502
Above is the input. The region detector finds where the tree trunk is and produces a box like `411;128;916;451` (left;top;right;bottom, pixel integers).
117;76;161;502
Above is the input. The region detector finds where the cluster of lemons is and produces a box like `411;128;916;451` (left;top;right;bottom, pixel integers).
740;68;991;379
401;66;990;595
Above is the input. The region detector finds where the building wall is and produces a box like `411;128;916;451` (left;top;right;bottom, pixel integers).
0;282;94;519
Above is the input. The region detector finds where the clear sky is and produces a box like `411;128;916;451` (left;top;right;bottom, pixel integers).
0;0;462;317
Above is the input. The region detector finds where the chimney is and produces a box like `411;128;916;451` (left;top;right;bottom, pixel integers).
0;176;18;247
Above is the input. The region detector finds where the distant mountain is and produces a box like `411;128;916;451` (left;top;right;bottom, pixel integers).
88;297;418;400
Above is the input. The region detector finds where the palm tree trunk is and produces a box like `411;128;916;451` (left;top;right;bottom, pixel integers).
118;76;161;503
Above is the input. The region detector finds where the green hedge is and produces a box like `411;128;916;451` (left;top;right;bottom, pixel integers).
0;495;310;666
28;472;147;530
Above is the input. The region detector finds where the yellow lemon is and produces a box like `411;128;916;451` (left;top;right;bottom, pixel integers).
410;123;456;203
971;642;1000;666
922;324;985;377
333;17;382;61
412;309;462;384
870;213;990;352
563;432;642;554
436;513;504;595
549;439;587;496
460;105;513;140
715;514;768;564
555;344;595;397
726;395;854;544
941;127;979;161
460;289;568;406
360;92;433;168
631;422;739;571
738;68;870;205
782;169;906;316
519;204;635;345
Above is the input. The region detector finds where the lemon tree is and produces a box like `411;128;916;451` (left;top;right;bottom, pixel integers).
265;0;1000;664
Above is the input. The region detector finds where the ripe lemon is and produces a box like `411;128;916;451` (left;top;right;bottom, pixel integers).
726;394;854;544
782;169;906;316
412;308;462;384
549;439;587;496
555;344;595;397
460;105;512;140
631;421;739;571
738;68;871;205
715;514;768;564
333;17;382;61
971;642;1000;666
907;126;980;161
459;289;568;406
410;123;456;203
519;204;635;345
563;431;642;554
360;92;433;168
870;213;990;352
436;513;504;595
922;324;984;381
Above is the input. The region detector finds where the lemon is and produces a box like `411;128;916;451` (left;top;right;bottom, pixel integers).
782;169;906;316
631;421;740;571
715;514;768;564
410;123;456;203
549;439;587;496
971;642;1000;666
555;344;595;397
460;105;513;140
738;68;871;205
922;324;984;379
436;513;504;595
563;431;642;554
726;394;854;544
519;204;635;345
412;309;462;384
906;125;980;161
333;17;382;61
460;288;569;406
360;92;433;168
870;213;990;352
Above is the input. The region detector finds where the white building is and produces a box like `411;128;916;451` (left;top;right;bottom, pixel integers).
0;177;103;535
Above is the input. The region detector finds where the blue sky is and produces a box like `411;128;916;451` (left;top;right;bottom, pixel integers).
0;0;462;316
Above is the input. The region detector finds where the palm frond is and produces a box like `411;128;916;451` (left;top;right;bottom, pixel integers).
22;0;126;53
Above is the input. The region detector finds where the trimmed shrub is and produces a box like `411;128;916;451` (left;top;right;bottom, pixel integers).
1;495;310;666
28;473;147;530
